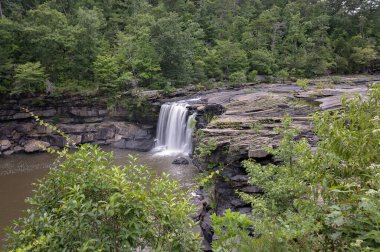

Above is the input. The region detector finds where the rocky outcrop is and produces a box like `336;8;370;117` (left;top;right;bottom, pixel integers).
0;94;159;155
24;140;50;153
187;75;379;249
0;140;11;151
172;157;190;165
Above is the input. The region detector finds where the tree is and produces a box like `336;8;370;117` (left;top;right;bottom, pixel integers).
0;17;19;92
151;13;196;86
22;4;78;82
0;0;4;18
71;7;104;81
6;145;201;251
93;52;120;91
250;49;276;75
13;62;47;95
351;46;378;72
213;40;248;79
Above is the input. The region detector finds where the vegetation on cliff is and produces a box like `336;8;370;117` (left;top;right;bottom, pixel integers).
212;84;380;251
1;0;379;95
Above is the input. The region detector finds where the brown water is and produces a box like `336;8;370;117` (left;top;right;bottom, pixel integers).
0;147;197;250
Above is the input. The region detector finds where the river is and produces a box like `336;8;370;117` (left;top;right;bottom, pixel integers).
0;147;197;250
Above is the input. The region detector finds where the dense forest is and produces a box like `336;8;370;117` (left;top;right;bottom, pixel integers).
0;0;379;95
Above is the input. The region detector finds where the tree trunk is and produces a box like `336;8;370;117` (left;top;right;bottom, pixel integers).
0;0;3;18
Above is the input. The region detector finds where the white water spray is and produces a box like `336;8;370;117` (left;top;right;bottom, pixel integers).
154;102;196;155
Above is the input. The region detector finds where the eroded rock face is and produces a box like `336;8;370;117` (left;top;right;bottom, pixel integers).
24;140;50;153
0;94;159;155
186;75;378;249
0;140;11;151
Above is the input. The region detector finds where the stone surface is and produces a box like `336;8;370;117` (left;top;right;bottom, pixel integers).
180;76;378;247
0;92;159;155
248;149;270;159
13;146;24;153
0;140;11;151
24;140;50;153
172;157;190;165
3;150;14;155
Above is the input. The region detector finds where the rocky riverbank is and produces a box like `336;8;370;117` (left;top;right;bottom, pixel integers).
0;94;159;156
1;75;379;250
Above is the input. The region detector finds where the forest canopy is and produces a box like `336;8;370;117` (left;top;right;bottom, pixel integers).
0;0;379;94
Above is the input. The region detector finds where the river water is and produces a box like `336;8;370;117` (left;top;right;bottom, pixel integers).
0;147;197;249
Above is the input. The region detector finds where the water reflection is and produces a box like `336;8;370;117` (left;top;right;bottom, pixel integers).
0;147;197;248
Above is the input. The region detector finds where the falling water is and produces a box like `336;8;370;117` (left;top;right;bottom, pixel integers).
154;102;196;154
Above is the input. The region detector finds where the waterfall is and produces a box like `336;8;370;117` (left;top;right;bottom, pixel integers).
154;102;196;154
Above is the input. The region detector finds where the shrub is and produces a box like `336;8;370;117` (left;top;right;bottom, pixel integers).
276;69;289;83
296;78;310;90
247;70;258;82
12;62;47;95
6;145;201;251
196;137;218;159
229;71;247;84
330;76;341;84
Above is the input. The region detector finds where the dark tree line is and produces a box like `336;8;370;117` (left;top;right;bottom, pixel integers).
0;0;379;94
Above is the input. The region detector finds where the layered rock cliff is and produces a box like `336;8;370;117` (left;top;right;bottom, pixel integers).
0;94;159;155
187;76;379;249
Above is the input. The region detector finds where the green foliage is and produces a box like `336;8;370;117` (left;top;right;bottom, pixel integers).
250;49;277;75
1;0;379;93
13;62;47;95
213;84;380;251
211;209;254;252
247;70;258;82
330;76;342;84
161;83;176;96
229;71;247;86
296;78;310;90
6;145;201;251
276;69;289;83
196;137;218;159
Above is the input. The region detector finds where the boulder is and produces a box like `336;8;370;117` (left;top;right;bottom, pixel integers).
96;126;115;140
13;112;31;120
112;139;154;152
124;139;154;152
0;140;11;151
33;108;57;117
69;135;82;145
248;149;270;159
240;185;264;194
49;135;67;148
24;140;50;153
230;174;249;187
82;133;95;143
13;146;24;153
172;157;190;165
15;123;34;134
204;103;225;115
3;150;14;155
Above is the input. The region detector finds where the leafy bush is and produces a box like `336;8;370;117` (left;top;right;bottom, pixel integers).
12;62;47;95
6;145;201;251
211;209;253;251
213;84;380;251
196;137;218;159
247;70;258;82
276;69;289;83
229;71;247;84
296;78;310;90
